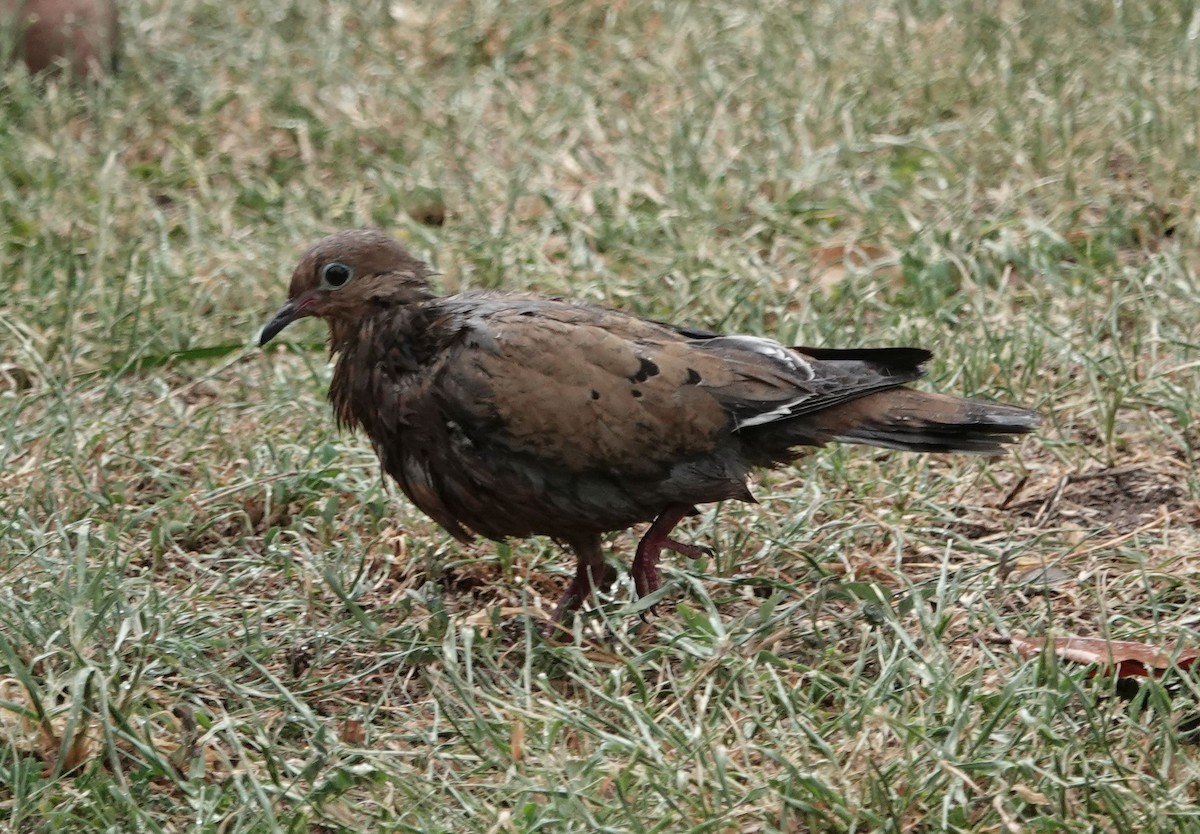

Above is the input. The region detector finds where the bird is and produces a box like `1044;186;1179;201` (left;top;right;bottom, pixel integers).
260;229;1040;629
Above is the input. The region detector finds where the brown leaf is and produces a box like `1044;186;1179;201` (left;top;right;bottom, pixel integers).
512;195;548;222
510;718;524;765
988;633;1199;678
62;719;95;773
339;718;366;745
809;242;899;292
1012;783;1051;805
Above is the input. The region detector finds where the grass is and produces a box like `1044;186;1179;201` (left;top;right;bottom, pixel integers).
2;0;1199;830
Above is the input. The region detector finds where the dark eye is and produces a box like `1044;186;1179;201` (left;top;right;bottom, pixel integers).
321;262;352;288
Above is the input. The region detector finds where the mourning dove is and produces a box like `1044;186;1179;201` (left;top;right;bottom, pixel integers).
261;230;1040;628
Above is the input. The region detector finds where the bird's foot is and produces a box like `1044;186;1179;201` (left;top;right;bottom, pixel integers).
630;504;709;600
631;539;712;600
549;565;616;624
664;539;714;560
546;534;615;639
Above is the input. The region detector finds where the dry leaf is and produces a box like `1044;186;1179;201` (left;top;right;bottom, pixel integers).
510;718;524;764
513;195;548;222
809;242;898;291
340;718;366;745
1012;783;1051;805
989;633;1199;678
462;605;546;636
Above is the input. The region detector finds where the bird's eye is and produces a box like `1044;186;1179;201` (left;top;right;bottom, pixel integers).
321;262;353;288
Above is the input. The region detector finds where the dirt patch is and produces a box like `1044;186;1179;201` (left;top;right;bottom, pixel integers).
1008;463;1196;533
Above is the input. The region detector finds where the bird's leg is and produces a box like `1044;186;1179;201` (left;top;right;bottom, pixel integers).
630;504;712;599
550;533;616;626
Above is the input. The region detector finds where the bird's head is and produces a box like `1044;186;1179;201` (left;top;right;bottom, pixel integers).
259;229;434;347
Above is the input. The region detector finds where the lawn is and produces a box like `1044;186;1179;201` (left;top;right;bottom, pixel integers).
2;0;1199;831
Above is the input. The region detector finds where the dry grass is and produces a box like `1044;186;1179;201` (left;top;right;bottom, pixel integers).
2;0;1200;831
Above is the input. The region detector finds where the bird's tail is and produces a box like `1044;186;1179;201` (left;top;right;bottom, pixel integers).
816;388;1041;454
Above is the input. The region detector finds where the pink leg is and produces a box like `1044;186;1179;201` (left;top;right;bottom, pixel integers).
630;504;713;599
550;533;616;627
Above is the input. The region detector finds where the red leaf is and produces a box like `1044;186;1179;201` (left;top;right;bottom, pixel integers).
987;633;1199;678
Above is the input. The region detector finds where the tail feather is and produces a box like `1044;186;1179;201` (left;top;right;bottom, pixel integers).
820;389;1041;454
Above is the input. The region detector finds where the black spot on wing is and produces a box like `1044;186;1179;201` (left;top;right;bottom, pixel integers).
628;357;660;383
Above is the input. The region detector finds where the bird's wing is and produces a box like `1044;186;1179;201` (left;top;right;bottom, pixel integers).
427;297;927;478
430;300;732;478
697;340;931;430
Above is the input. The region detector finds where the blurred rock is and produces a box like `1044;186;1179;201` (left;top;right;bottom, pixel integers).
1;0;119;79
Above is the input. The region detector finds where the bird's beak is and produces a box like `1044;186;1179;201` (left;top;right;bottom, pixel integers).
259;299;304;346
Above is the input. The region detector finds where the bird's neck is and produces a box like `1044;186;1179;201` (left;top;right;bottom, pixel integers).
327;304;433;432
328;318;360;354
326;301;406;355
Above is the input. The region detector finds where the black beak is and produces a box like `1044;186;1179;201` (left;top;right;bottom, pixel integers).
259;300;301;346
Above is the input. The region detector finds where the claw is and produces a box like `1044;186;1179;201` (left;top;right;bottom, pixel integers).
630;504;710;599
665;538;714;560
550;507;712;636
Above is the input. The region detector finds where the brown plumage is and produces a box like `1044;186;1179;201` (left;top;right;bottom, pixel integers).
260;230;1040;627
